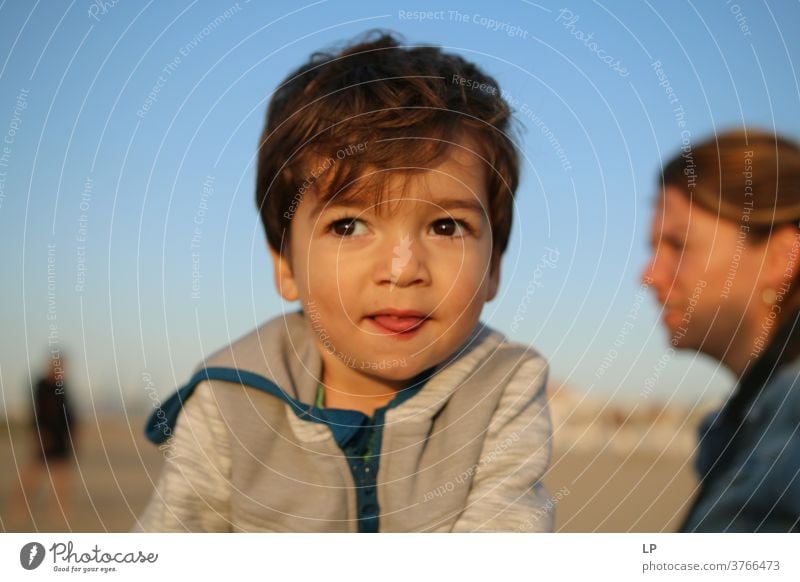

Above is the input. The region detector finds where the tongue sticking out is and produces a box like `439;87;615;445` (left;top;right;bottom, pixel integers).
372;315;426;333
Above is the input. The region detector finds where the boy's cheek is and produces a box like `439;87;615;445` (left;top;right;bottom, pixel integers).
440;285;490;315
447;261;492;288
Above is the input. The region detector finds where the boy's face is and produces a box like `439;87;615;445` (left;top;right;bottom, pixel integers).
270;142;500;384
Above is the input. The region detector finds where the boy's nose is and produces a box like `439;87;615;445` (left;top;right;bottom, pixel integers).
373;233;431;288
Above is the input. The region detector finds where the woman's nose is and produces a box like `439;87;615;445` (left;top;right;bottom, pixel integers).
640;257;655;287
640;252;671;305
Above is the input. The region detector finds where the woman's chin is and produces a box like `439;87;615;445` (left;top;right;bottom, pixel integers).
661;309;683;331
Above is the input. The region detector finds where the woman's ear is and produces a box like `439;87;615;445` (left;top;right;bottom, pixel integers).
269;246;299;302
762;225;800;289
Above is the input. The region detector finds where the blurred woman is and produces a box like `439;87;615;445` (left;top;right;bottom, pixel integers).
643;129;800;532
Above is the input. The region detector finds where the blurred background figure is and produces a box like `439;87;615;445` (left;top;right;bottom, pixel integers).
4;354;78;525
642;129;800;531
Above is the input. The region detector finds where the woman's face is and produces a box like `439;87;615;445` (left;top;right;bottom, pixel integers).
641;186;773;358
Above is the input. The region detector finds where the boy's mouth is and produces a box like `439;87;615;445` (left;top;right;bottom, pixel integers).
366;309;430;335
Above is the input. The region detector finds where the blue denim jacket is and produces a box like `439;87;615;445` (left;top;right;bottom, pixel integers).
682;359;800;532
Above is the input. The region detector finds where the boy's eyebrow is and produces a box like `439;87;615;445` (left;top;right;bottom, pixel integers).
310;196;486;219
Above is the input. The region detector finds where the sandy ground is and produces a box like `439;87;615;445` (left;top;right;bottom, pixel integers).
0;414;699;532
0;417;163;532
542;443;697;532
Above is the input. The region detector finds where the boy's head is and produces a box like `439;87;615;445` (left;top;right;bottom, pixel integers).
256;31;520;381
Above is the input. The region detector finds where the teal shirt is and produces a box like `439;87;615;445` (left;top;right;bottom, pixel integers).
308;373;436;531
314;382;379;460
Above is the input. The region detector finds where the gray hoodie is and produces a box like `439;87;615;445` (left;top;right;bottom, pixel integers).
133;310;553;532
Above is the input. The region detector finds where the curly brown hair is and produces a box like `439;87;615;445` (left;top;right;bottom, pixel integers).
255;30;520;268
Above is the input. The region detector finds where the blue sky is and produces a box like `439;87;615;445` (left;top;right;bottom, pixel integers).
1;0;799;416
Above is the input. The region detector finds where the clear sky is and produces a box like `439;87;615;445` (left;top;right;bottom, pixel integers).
1;0;799;417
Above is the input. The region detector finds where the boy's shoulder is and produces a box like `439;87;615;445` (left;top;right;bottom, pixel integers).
449;328;549;408
201;311;297;368
440;321;544;364
458;324;546;373
492;336;546;364
196;309;321;402
384;325;548;424
469;333;548;392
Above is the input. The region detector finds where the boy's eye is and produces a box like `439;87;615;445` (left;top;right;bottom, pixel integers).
431;218;470;237
328;217;368;237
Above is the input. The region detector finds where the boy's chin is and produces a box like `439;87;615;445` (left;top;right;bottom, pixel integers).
368;353;444;382
350;357;424;382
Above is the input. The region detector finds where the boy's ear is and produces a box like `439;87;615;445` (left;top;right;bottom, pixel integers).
269;246;299;302
486;255;501;302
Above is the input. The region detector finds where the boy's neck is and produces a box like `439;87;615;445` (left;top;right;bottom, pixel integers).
320;363;409;416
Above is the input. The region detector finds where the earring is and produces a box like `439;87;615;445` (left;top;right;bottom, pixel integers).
762;288;777;305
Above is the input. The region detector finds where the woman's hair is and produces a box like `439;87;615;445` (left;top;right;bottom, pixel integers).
255;30;520;269
661;129;800;242
663;130;800;423
662;129;800;313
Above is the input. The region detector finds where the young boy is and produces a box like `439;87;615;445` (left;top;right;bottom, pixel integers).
134;31;552;532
